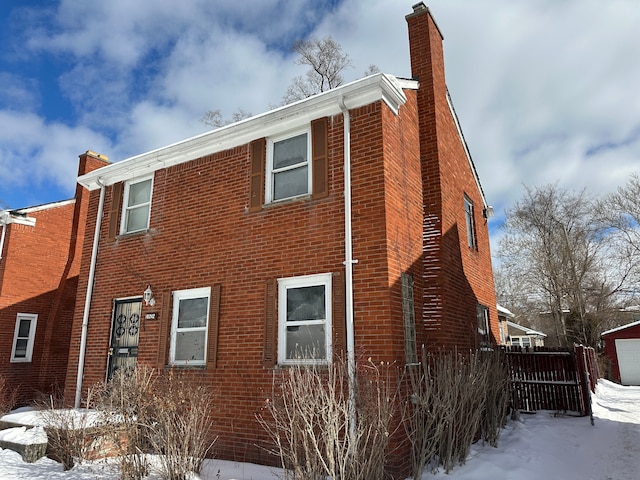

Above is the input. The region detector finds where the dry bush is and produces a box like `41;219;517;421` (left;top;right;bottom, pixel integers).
257;357;398;480
96;367;156;480
0;375;17;415
148;370;217;480
95;366;216;480
37;388;101;471
406;349;510;478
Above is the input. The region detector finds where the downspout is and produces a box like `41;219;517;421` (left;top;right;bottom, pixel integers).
0;222;6;262
338;96;357;439
75;178;106;408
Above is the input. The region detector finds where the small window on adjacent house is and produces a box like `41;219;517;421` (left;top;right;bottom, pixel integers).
476;304;490;348
170;287;210;366
121;176;153;234
11;313;37;362
464;195;477;249
278;273;332;364
266;130;311;202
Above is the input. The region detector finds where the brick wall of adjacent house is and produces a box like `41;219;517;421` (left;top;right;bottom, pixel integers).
407;5;499;350
602;324;640;384
0;152;108;404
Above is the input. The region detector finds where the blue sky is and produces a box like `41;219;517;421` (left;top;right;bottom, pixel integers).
1;0;639;248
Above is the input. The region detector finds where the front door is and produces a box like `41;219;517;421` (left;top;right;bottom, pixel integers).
107;298;142;380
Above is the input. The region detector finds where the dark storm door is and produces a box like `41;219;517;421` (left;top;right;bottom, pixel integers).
107;298;142;379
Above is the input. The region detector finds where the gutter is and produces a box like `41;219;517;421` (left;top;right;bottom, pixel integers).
75;179;106;408
338;96;358;440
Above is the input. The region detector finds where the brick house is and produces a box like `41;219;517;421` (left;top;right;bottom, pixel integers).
0;152;108;403
63;3;498;474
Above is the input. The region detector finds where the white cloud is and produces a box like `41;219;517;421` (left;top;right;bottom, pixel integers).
1;0;639;250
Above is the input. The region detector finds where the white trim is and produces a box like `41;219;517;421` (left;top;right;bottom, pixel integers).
77;74;411;191
10;313;38;363
265;128;312;203
170;286;211;366
277;273;332;365
506;320;547;338
120;175;153;234
497;304;515;318
602;320;640;337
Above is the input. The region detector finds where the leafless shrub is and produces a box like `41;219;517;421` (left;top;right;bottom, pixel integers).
0;375;17;415
406;348;510;477
37;387;101;471
257;357;397;480
147;370;217;480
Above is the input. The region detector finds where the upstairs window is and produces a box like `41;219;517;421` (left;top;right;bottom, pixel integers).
278;273;332;364
11;313;37;362
170;287;211;366
266;130;311;203
121;176;153;234
464;195;477;249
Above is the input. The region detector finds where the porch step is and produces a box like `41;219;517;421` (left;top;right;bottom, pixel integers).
0;425;48;462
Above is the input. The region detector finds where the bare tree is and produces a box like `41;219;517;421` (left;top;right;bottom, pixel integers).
282;36;353;104
201;108;252;128
497;184;627;347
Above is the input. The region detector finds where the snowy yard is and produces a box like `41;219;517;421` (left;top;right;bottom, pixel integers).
0;379;638;479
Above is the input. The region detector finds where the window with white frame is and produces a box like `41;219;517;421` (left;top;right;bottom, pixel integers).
266;129;311;202
278;273;332;364
121;176;153;234
464;195;477;249
511;336;531;348
170;287;210;366
11;313;38;362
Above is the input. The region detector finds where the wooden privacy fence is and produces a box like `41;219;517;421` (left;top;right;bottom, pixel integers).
503;345;598;416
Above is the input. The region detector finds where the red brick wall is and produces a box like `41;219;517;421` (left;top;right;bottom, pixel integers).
0;152;108;404
407;7;499;350
0;203;74;402
602;324;640;383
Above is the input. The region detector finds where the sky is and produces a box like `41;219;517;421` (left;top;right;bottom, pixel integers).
1;0;639;248
0;378;638;478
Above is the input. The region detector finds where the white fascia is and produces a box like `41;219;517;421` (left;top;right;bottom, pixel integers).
77;73;413;191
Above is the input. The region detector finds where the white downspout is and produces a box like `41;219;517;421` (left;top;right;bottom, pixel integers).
0;222;6;262
75;179;106;408
338;97;357;439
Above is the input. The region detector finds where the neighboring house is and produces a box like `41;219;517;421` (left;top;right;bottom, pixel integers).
63;4;498;476
497;304;546;347
0;152;109;403
601;320;640;385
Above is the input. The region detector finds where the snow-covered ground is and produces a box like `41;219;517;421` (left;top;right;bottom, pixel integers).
0;379;638;479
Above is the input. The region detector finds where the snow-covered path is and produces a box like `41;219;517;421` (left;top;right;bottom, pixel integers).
0;379;637;479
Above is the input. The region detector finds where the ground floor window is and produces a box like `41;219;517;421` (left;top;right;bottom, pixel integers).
11;313;37;362
278;273;332;364
170;287;211;366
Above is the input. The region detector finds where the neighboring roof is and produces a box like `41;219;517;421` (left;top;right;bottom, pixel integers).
497;304;515;318
78;73;416;191
506;320;547;338
601;320;640;337
0;199;75;227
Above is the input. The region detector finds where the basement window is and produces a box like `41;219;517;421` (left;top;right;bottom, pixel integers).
11;313;38;363
278;273;332;364
477;304;490;349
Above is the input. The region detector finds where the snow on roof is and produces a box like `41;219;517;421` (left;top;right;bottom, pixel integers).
601;319;640;337
497;304;515;317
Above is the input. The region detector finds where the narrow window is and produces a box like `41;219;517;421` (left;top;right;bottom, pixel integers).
11;313;38;362
170;287;210;366
476;304;490;349
278;273;332;364
266;130;311;202
464;195;477;249
401;273;418;364
121;176;153;234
